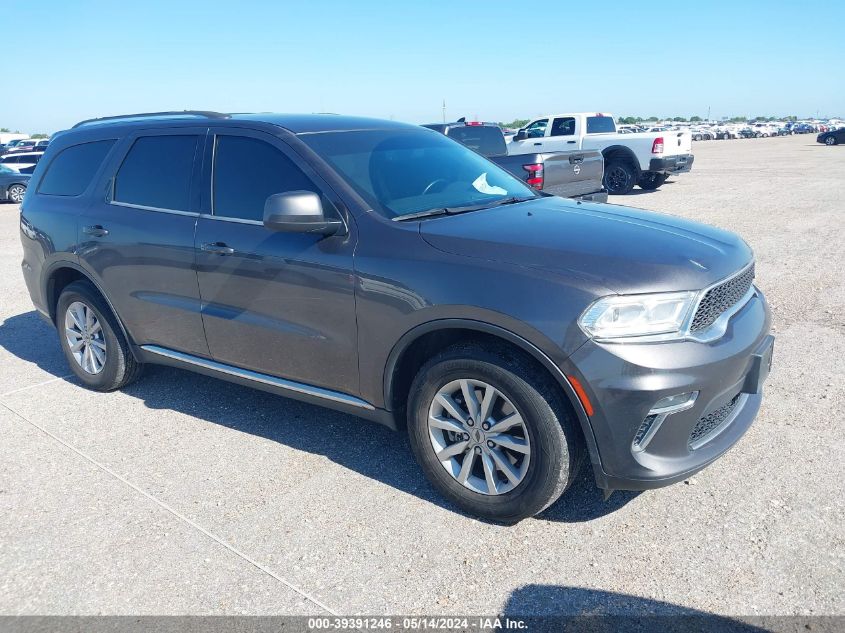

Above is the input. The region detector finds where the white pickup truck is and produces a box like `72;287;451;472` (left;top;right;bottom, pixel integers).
506;112;694;194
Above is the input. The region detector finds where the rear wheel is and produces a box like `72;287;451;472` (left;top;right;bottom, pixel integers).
603;160;637;195
7;184;25;203
407;344;583;523
57;280;143;391
638;172;668;191
825;136;837;145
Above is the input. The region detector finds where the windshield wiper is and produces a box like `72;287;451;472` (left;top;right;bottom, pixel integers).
393;197;536;222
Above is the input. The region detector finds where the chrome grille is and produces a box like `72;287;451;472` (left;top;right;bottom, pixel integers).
688;395;741;449
690;264;755;333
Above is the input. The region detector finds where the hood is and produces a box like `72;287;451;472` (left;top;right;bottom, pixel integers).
419;197;753;294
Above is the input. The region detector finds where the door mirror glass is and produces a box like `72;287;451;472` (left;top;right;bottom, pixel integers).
263;191;343;235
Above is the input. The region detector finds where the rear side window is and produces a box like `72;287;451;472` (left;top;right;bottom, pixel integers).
586;116;616;134
445;126;506;157
551;117;575;136
212;135;318;222
38;140;115;196
114;135;198;211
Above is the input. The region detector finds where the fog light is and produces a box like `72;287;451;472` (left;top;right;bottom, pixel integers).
632;391;699;453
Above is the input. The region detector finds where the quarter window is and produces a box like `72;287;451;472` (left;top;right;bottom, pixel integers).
212;135;318;222
114;135;198;211
38;140;116;197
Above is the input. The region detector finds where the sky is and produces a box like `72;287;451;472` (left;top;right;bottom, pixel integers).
3;0;843;134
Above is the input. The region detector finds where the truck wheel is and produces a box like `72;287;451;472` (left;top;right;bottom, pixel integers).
638;172;668;190
407;343;583;523
603;161;637;195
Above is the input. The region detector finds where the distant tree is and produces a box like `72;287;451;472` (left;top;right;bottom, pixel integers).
499;119;529;129
646;116;659;122
618;116;642;125
787;115;797;121
31;133;49;139
0;127;9;133
689;116;702;122
671;116;686;122
728;116;747;123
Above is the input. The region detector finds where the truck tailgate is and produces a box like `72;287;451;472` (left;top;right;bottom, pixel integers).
664;130;692;155
539;149;604;198
492;149;604;199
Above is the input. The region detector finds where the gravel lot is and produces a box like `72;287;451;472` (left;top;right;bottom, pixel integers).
0;134;842;618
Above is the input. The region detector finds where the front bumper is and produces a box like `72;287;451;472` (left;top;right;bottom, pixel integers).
568;288;772;491
649;153;694;174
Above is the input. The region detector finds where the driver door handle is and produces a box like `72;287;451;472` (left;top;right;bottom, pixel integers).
201;242;235;255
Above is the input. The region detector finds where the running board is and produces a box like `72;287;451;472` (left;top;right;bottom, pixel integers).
140;345;375;411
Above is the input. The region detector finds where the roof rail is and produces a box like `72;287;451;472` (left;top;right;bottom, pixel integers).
72;110;230;129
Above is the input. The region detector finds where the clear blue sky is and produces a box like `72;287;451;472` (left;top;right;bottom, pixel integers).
3;0;843;134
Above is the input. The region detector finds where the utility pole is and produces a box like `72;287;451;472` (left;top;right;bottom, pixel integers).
707;105;711;122
442;99;446;123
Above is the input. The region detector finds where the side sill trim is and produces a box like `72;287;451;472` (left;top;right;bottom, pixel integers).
140;345;374;410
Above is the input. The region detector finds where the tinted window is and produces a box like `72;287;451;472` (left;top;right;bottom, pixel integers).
445;126;506;157
586;117;616;133
38;140;115;196
114;135;198;211
213;135;318;221
302;129;536;219
551;117;575;136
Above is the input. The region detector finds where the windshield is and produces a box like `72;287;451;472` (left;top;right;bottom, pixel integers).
301;128;536;219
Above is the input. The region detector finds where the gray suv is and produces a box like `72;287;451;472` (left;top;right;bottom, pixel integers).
19;111;774;522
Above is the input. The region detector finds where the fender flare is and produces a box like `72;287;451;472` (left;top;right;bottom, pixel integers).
383;318;603;472
601;144;642;175
41;259;136;352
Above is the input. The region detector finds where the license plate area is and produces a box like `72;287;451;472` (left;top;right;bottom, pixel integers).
742;335;775;394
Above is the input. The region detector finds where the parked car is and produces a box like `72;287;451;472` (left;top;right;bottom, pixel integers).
423;120;606;201
4;139;40;154
817;128;844;145
0;164;29;203
507;112;694;194
20;111;773;522
0;151;44;172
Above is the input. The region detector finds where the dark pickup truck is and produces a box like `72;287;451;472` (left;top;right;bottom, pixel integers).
423;120;607;202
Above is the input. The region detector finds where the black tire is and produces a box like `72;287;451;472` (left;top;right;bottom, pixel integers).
407;343;583;523
603;160;637;195
56;280;143;391
7;183;26;203
638;172;668;191
825;136;837;146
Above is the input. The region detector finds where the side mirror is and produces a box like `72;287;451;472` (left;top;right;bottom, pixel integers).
513;129;528;142
263;191;344;236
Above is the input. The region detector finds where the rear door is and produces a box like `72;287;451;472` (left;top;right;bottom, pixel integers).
193;127;358;392
77;127;210;357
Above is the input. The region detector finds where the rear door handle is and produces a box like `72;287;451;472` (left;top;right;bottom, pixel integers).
82;225;109;237
567;140;577;144
533;142;542;146
201;242;235;255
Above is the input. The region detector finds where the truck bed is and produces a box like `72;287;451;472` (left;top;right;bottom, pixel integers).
492;149;606;201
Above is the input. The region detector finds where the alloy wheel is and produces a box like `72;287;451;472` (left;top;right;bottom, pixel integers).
8;185;25;203
427;378;531;495
605;166;629;193
64;301;107;374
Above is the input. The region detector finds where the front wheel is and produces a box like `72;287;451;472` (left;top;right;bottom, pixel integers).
7;184;26;203
825;136;837;145
407;344;583;523
603;160;637;195
638;172;668;190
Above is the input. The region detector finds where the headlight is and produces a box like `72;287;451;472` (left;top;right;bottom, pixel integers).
579;291;697;340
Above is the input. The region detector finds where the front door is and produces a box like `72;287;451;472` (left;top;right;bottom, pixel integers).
194;128;359;393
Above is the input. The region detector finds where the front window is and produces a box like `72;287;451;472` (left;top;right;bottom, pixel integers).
301;129;536;219
524;119;548;138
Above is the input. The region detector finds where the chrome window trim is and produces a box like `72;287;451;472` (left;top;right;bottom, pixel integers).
141;345;375;410
198;213;262;225
109;200;199;217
